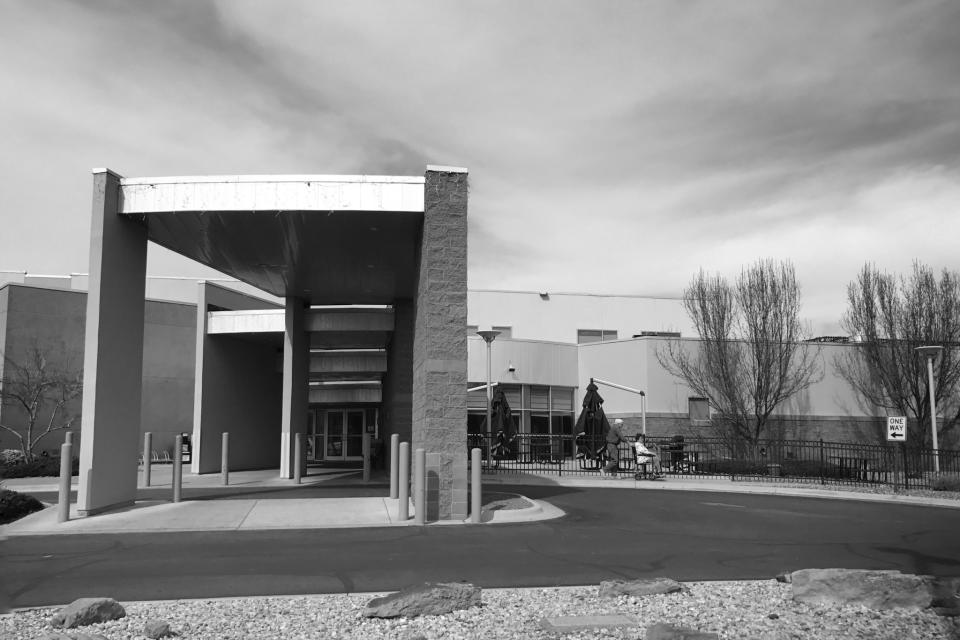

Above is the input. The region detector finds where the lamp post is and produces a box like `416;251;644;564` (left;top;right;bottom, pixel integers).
477;329;501;459
914;345;944;473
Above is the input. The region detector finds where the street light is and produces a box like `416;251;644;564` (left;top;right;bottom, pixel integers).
914;345;944;473
477;329;501;459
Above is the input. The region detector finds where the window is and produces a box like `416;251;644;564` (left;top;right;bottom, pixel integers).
577;329;618;344
689;397;710;423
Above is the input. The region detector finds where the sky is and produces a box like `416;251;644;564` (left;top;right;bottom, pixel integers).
1;0;959;335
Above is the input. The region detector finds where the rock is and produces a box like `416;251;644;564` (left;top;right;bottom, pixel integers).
144;619;173;638
599;578;684;598
775;571;791;583
36;633;109;640
363;582;482;618
767;613;779;619
929;576;960;608
645;622;719;639
49;598;126;629
791;569;933;610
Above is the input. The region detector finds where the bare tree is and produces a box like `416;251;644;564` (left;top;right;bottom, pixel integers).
835;261;960;447
0;345;82;460
658;259;822;446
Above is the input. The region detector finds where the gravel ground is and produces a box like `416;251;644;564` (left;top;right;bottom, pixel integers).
2;581;957;640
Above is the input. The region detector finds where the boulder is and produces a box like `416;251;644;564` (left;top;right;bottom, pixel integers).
599;578;684;598
791;569;933;610
929;576;960;616
775;571;792;583
49;598;126;629
363;582;482;618
645;622;719;639
144;619;173;638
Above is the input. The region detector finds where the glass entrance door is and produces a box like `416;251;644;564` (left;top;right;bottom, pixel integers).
321;408;367;461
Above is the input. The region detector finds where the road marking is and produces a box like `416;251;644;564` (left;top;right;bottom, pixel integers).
701;502;747;509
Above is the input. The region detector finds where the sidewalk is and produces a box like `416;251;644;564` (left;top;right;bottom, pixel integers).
3;466;957;537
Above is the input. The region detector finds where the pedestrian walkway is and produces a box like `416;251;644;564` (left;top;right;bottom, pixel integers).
2;466;956;537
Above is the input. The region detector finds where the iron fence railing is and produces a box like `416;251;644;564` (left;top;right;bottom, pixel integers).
466;433;960;490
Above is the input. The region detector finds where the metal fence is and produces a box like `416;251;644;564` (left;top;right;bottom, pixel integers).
467;433;960;491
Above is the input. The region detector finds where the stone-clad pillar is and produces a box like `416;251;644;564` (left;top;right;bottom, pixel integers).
280;296;308;478
412;166;469;520
78;169;148;515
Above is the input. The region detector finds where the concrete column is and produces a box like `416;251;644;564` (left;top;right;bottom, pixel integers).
280;296;308;478
411;166;469;520
78;168;148;516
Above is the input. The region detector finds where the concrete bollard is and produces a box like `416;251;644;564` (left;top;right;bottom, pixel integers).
390;434;400;499
294;433;303;485
398;442;410;521
143;431;153;487
57;440;72;523
414;447;426;525
470;447;482;524
362;432;371;482
173;434;183;503
65;431;73;446
221;432;229;486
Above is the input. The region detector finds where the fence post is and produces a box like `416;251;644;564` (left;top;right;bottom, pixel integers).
57;439;72;523
362;432;371;482
172;434;183;503
398;442;410;521
294;433;302;485
143;431;152;487
414;447;425;525
470;448;482;524
819;438;824;485
390;434;400;499
221;432;229;486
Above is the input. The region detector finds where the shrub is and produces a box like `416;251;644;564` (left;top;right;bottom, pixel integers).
0;456;79;479
0;488;44;525
930;473;960;492
1;449;25;464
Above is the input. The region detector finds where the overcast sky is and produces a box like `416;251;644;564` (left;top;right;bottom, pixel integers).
2;1;959;335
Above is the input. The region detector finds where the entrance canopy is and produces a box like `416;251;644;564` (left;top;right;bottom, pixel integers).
118;174;426;304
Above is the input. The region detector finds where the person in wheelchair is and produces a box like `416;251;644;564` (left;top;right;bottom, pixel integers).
633;434;663;478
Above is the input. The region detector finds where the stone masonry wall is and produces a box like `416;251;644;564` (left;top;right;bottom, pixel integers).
610;413;890;445
412;168;469;521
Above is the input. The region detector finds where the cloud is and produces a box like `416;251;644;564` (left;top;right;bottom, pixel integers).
0;0;958;331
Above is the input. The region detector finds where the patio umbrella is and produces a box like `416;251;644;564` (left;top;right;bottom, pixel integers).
574;380;610;458
490;387;517;459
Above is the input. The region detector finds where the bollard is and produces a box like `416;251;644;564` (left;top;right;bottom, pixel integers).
398;442;410;521
173;434;183;503
221;432;229;486
57;440;72;523
390;434;400;499
362;432;371;482
65;431;73;446
143;431;153;487
414;448;426;525
294;433;303;485
470;447;482;524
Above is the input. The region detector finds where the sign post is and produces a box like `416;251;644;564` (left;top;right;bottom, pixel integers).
886;417;907;490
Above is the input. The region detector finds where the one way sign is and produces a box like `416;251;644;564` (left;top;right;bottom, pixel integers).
887;416;907;441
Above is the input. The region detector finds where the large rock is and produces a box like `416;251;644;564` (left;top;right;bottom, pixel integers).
645;622;719;639
49;598;126;629
143;619;173;638
791;569;933;610
363;582;482;618
600;578;684;598
929;576;960;616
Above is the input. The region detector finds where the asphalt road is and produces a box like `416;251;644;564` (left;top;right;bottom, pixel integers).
3;484;959;608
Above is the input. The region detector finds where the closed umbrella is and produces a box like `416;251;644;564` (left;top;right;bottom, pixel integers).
574;380;610;461
491;387;517;461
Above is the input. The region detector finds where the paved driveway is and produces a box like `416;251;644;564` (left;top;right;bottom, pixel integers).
3;484;959;608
